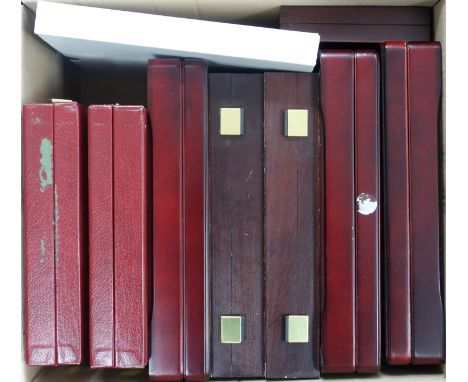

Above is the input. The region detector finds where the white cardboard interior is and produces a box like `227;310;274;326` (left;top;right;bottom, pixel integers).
21;1;446;381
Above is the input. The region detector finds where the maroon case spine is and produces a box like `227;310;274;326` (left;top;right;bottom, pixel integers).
382;42;412;365
113;106;149;368
264;72;320;379
407;42;444;364
23;104;57;366
354;50;381;373
88;105;115;368
148;59;184;381
183;60;209;381
53;102;85;365
320;50;356;373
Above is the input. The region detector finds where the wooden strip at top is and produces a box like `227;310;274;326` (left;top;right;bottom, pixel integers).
320;50;356;373
382;42;412;365
280;6;432;25
183;60;209;381
264;72;320;379
407;42;445;365
209;73;264;378
354;50;381;373
23;104;56;366
53;102;84;365
148;58;184;381
88;105;114;368
113;106;149;368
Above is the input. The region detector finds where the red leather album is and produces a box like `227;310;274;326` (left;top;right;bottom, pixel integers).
209;73;264;378
320;50;356;373
53;102;85;365
23;104;57;366
113;106;149;368
148;58;208;380
264;72;320;379
88;105;114;368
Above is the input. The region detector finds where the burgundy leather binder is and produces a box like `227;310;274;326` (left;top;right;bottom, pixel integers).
148;59;208;380
382;42;412;365
407;42;444;365
383;42;444;365
183;60;209;381
88;105;114;368
113;106;149;368
23;104;56;365
264;72;320;379
53;102;85;365
280;6;431;43
209;73;264;378
354;50;381;373
320;50;356;373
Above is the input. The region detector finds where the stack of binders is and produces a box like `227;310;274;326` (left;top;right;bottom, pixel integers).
22;3;445;380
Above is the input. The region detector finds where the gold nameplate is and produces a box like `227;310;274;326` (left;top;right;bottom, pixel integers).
220;107;243;136
220;315;243;344
285;315;309;343
285;109;308;137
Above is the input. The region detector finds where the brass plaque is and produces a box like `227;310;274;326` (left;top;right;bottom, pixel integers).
220;107;244;136
285;315;309;343
220;315;243;344
285;109;308;137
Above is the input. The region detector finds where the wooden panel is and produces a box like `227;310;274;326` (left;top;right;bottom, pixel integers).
209;73;264;378
264;72;320;379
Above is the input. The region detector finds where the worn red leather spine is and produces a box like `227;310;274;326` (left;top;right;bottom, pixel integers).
320;50;356;373
148;59;184;380
264;72;320;379
88;105;114;368
113;106;149;368
407;42;444;364
209;73;264;378
23;104;57;365
382;42;412;365
183;61;209;381
53;102;84;365
354;50;381;372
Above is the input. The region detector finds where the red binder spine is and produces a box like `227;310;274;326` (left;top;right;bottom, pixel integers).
23;104;56;365
382;42;412;365
407;42;444;364
183;61;208;381
53;102;84;364
88;105;114;368
354;50;381;372
148;59;184;380
113;106;149;368
320;50;356;373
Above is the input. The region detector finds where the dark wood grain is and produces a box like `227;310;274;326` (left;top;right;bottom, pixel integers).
354;50;381;373
264;72;320;379
407;42;444;365
320;50;356;373
382;42;412;365
280;6;431;43
183;60;209;381
209;73;264;378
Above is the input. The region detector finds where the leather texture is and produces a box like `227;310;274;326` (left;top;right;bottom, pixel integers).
53;102;85;365
23;104;57;366
280;6;431;43
113;106;149;368
88;105;115;368
382;42;412;365
209;73;264;378
183;60;209;381
355;50;381;373
320;50;356;373
407;42;444;365
264;72;320;379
